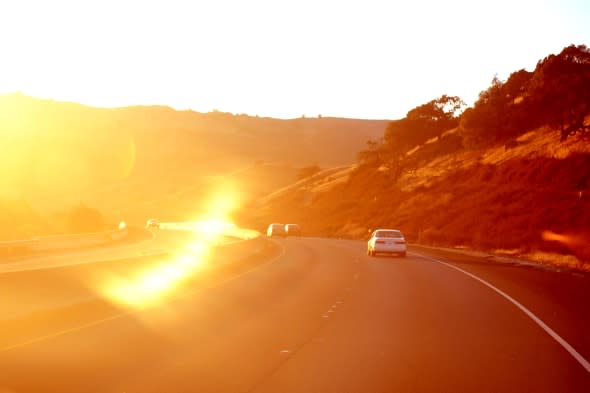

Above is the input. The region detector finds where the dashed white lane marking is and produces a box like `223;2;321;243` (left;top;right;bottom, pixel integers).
0;241;287;353
415;252;590;374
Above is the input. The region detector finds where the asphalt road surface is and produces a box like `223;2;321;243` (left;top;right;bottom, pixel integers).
1;233;589;393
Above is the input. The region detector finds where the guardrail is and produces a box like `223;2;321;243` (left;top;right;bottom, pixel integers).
0;228;129;258
0;240;38;258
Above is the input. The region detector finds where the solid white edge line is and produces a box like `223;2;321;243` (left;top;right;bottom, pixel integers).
0;240;287;353
414;252;590;374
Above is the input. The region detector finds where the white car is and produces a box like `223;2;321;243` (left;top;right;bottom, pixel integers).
367;229;407;257
285;224;301;237
146;218;160;228
266;223;286;237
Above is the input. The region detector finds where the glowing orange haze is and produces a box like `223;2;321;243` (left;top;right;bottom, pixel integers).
0;94;136;202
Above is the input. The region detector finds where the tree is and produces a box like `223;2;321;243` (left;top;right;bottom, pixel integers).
460;45;590;146
460;71;537;147
357;139;382;166
528;44;590;140
384;95;465;153
68;204;104;233
460;76;506;147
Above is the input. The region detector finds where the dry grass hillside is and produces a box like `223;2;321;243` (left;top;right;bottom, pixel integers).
241;127;590;267
0;93;387;239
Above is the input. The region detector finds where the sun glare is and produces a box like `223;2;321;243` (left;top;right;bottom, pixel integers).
195;219;236;235
201;182;242;221
98;182;253;309
0;94;137;202
102;242;209;308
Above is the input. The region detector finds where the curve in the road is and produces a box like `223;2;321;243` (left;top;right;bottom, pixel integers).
1;237;589;393
414;252;590;374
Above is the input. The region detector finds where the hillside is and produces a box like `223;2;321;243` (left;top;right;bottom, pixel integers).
0;94;388;239
240;44;590;268
241;127;590;265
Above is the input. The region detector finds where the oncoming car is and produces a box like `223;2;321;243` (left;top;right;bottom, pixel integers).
367;229;406;257
266;223;286;237
285;223;301;237
146;218;160;228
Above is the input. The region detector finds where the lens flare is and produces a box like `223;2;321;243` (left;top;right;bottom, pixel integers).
198;180;242;222
194;219;236;239
542;230;570;244
542;230;590;265
99;184;254;309
102;242;208;308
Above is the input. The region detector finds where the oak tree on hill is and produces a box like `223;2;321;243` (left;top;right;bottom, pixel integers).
68;204;104;233
461;45;590;146
358;95;464;179
384;95;465;154
529;44;590;141
460;70;538;147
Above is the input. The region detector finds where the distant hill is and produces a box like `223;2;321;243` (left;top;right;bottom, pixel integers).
0;94;388;238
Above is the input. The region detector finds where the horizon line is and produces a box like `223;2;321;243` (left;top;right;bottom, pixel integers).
0;91;396;122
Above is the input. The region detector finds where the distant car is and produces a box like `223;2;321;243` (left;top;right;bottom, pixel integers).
367;229;406;257
266;223;286;237
285;224;301;237
146;218;160;228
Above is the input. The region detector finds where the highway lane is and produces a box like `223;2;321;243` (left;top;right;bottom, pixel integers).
0;228;196;274
0;226;252;323
409;244;590;375
0;228;211;333
0;230;273;348
0;236;589;392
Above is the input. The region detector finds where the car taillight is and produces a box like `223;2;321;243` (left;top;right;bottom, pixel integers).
376;240;385;244
396;240;406;244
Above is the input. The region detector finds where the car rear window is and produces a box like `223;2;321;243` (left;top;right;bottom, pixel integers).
375;230;403;238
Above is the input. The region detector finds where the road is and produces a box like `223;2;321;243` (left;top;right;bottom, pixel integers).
0;233;589;392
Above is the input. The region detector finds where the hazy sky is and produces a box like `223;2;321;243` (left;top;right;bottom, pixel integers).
0;0;588;119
